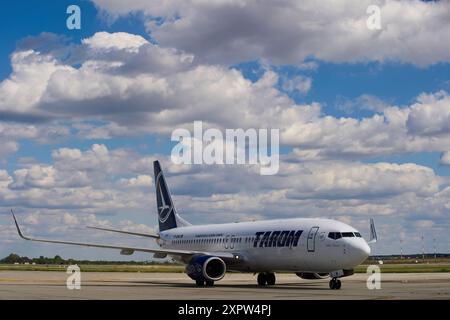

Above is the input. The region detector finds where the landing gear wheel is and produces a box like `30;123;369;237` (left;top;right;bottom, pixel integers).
196;279;205;286
257;273;267;286
205;280;214;286
266;273;276;286
329;279;335;289
329;278;341;290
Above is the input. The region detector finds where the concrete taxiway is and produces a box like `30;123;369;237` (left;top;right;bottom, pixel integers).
0;272;449;300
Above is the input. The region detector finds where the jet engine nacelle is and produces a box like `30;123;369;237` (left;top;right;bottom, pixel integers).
295;272;329;279
186;255;226;282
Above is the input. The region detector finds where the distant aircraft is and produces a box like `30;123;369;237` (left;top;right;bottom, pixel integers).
11;160;376;289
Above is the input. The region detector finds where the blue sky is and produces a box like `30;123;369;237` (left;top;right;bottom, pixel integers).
0;1;164;165
2;0;450;174
1;0;450;259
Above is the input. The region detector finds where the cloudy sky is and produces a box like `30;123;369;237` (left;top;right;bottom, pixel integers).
1;0;450;260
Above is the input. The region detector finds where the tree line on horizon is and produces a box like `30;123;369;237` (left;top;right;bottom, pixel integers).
0;253;178;265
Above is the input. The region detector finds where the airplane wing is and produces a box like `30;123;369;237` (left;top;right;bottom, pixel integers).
87;226;160;239
11;210;236;261
368;218;378;244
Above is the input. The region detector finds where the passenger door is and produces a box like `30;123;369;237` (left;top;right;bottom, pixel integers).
307;227;319;252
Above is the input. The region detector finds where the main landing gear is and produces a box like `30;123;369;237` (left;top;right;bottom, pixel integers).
329;278;341;290
257;272;276;286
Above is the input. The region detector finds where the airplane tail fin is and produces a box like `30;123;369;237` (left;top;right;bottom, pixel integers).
153;160;178;232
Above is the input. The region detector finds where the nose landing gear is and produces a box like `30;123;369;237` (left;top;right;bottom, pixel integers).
329;278;341;290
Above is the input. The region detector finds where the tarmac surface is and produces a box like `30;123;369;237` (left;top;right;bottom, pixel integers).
0;271;449;300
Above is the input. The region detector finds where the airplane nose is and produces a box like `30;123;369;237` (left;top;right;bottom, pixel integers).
352;240;371;263
362;241;371;257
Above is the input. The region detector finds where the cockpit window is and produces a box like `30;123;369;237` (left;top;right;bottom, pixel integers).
328;232;342;240
341;232;355;237
329;231;361;239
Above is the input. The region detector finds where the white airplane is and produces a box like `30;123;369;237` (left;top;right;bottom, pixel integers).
11;160;376;290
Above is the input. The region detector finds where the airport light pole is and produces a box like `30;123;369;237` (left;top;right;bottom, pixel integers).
421;234;425;261
433;238;436;261
400;239;403;260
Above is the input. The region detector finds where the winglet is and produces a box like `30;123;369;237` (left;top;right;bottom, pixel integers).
368;218;377;244
11;209;30;240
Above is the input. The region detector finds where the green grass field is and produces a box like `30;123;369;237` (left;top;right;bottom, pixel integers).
355;263;450;273
1;262;450;273
0;264;185;273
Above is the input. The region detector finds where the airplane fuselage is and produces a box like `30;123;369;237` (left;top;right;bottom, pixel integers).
159;218;371;273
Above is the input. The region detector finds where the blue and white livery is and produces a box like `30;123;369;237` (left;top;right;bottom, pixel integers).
11;161;376;289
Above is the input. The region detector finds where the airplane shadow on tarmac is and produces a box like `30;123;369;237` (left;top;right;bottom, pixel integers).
90;280;331;291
